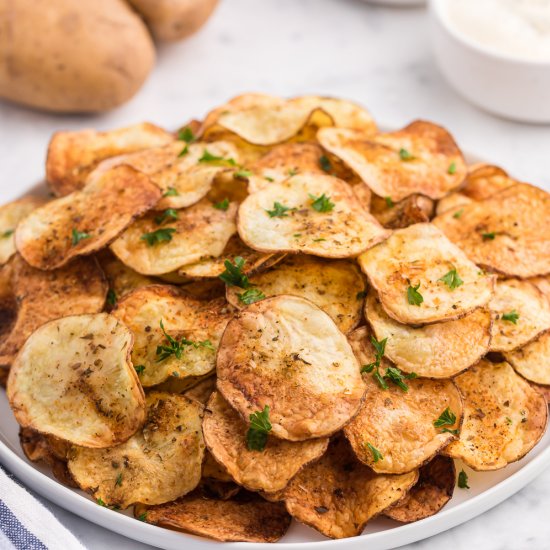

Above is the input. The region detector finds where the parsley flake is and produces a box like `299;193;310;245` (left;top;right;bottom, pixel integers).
219;256;250;288
453;209;463;219
385;196;394;208
156;319;214;362
481;232;496;241
238;288;265;305
154;208;179;225
399;148;415;161
234;169;252;180
178;144;189;157
458;469;470;489
309;193;335;213
106;289;117;307
199;149;237;166
213;198;230;211
137;512;148;522
163;187;179;197
434;407;457;429
177;127;196;143
134;365;145;375
366;442;383;463
266;202;295;218
438;268;463;290
502;310;520;324
115;473;123;487
407;283;424;306
140;228;176;246
97;498;107;507
1;229;14;238
448;162;457;174
246;406;272;451
71;229;90;246
319;155;332;172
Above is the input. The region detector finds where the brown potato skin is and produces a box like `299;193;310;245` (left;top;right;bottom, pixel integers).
0;0;155;112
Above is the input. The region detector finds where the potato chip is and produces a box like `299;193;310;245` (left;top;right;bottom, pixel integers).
46;122;173;196
7;313;145;448
237;173;389;259
226;255;365;333
345;327;462;474
370;194;434;229
281;437;418;539
203;391;329;493
530;276;550;302
135;490;291;543
435;192;472;216
433;184;550;278
384;456;455;523
217;295;366;441
0;255;107;367
68;392;204;508
462;163;517;200
317;121;466;202
111;198;237;275
113;285;233;387
202;450;233;483
358;223;495;325
365;290;492;377
531;382;550;403
180;279;227;301
504;331;550;385
489;279;550;352
16;166;161;270
184;375;217;405
0;197;45;265
444;359;548;470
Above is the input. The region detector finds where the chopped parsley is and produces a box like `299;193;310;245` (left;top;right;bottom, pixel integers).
140;228;176;246
453;209;464;219
448;162;457;175
361;336;389;390
407;283;423;306
458;469;470;489
288;168;298;176
385;367;417;392
384;196;394;208
134;365;145;375
309;193;335;213
313;238;326;242
366;442;383;463
434;407;457;429
399;148;414;161
246;406;272;451
177;127;196;143
481;231;496;241
137;512;148;522
1;229;14;238
106;289;117;307
199;149;237;166
319;155;332;172
154;208;179;225
238;288;265;305
264;176;275;182
178;144;189;157
213;198;230;211
156;319;213;362
219;256;250;288
71;229;90;246
502;310;520;324
438;268;463;290
97;498;107;507
506;417;513;425
266;202;295;218
115;473;123;487
163;187;179;197
234;169;252;179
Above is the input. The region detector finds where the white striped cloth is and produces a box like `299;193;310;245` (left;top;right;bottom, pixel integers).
0;465;85;550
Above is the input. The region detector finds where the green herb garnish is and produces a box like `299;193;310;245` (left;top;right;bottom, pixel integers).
156;319;213;362
481;232;496;241
115;473;123;487
238;288;266;305
71;229;90;246
438;268;463;290
434;407;457;429
106;289;117;307
1;229;14;238
134;365;145;375
453;209;463;219
213;198;230;211
366;442;383;463
163;187;179;197
140;228;176;246
448;162;457;174
154;208;179;225
502;310;520;324
458;469;470;489
407;283;423;306
219;256;250;288
266;202;295;218
319;155;332;172
234;169;252;179
385;196;394;208
178;127;196;143
309;193;335;213
399;148;414;161
246;406;272;451
199;149;237;166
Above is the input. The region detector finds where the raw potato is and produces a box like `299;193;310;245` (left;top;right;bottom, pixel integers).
0;0;156;115
365;290;492;378
68;392;205;508
281;437;418;539
358;223;495;325
16;165;161;270
345;327;463;474
47;123;173;196
444;360;548;470
0;255;107;366
203;392;329;493
217;295;366;441
0;197;45;265
317;121;467;202
238;173;389;258
226;255;365;333
462;163;517;200
135;490;291;543
127;0;219;42
504;331;550;385
433;184;550;278
111;198;237;275
489;279;550;352
384;456;456;523
370;194;434;229
113;285;233;387
7;313;145;448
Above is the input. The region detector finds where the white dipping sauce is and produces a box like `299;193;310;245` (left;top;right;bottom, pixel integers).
444;0;550;62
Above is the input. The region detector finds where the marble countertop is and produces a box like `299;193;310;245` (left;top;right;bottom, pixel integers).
1;0;549;549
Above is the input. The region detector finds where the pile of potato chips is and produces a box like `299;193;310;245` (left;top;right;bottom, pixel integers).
1;93;550;542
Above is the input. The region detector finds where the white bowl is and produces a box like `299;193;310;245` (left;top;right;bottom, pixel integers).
429;0;550;123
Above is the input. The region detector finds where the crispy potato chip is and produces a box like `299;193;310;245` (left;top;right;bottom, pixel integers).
0;197;45;265
358;223;495;325
384;456;455;523
111;198;237;275
531;382;550;403
203;391;329;493
281;437;418;539
184;375;217;405
504;331;550;385
7;313;145;448
444;359;548;470
489;279;550;352
180;279;227;301
345;326;462;474
46;123;173;196
89;141;240;210
317;121;466;202
226;255;365;333
68;392;204;508
0;255;107;367
199;478;241;501
462;163;517;200
135;490;291;543
238;174;389;259
530;276;550;301
433;184;550;278
365;290;492;377
113;285;233;387
16;166;161;270
370;194;434;229
435;192;472;216
217;295;366;441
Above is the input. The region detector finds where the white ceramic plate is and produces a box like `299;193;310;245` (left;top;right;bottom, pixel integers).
1;163;549;550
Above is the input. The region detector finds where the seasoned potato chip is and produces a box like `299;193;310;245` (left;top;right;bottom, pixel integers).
0;255;107;367
0;197;45;265
345;327;462;474
46;122;173;196
462;163;517;200
217;295;366;441
203;392;329;493
202;450;233;483
281;437;418;539
180;279;227;301
135;490;291;543
504;331;550;385
531;382;550;403
113;285;233;387
358;223;495;325
365;291;492;377
489;279;550;352
7;313;145;448
435;192;472;216
530;276;550;301
68;392;204;508
238;174;389;259
317;121;466;202
444;359;548;470
184;375;217;405
111;198;237;275
433;184;550;278
370;194;434;229
17;166;161;270
384;456;455;523
226;255;365;333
